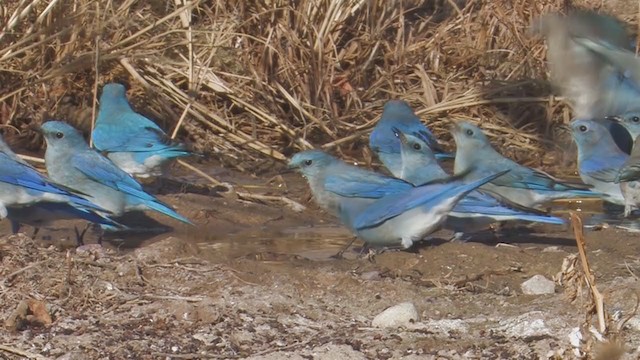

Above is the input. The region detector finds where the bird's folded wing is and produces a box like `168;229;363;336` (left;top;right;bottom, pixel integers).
71;153;155;201
324;172;413;199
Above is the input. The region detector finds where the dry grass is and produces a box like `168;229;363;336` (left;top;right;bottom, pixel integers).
0;0;638;170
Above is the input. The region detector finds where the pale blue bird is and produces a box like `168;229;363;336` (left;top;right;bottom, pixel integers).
394;129;565;235
40;121;192;225
0;135;117;239
288;150;507;250
570;119;627;206
451;121;599;209
93;83;192;178
369;100;451;176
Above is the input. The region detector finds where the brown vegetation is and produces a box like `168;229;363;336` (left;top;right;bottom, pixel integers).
0;0;638;170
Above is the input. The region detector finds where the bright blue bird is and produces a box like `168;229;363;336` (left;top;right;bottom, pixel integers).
570;119;633;214
288;150;506;250
451;121;599;209
93;83;192;178
41;121;192;225
394;129;565;235
369;100;451;176
0;135;117;238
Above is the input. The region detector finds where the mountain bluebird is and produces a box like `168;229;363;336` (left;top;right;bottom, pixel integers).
369;100;451;176
570;119;626;208
395;129;565;234
451;121;599;209
41;121;192;225
93;83;192;178
288;150;507;249
532;10;639;119
0;136;117;238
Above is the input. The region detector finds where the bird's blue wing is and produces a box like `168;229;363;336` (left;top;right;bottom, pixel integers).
70;152;155;201
324;170;413;199
581;156;626;182
354;171;507;230
490;167;589;192
94;113;185;153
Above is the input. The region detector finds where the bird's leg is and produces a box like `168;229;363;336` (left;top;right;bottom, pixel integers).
330;236;358;259
10;220;21;235
624;205;632;218
74;223;92;246
448;232;469;242
30;227;40;240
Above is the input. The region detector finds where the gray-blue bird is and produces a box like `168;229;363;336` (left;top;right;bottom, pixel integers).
0;135;117;236
451;121;599;209
41;120;192;225
93;83;192;178
570;119;627;208
369;100;451;176
395;130;565;234
288;150;506;249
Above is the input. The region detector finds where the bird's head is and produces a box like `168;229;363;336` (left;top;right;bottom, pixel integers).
39;121;88;149
288;150;336;179
449;120;490;152
569;119;607;148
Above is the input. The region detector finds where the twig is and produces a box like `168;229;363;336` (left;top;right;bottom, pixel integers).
76;259;117;270
570;212;606;334
2;259;50;283
142;294;204;302
0;344;47;360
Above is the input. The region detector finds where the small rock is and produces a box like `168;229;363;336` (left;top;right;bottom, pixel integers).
360;271;380;281
372;302;418;328
521;275;556;295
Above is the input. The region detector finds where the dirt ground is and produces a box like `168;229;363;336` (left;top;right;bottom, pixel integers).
2;163;640;359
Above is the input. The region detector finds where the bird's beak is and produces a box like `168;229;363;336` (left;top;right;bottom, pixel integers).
605;115;623;123
391;126;408;145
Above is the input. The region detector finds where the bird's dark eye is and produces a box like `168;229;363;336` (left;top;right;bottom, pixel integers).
579;125;588;132
465;129;474;136
55;132;64;139
304;159;312;166
632;116;640;123
412;143;421;150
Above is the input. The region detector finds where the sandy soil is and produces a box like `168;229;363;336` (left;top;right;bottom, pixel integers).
1;165;640;359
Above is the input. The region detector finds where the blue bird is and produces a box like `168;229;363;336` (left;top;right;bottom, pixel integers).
451;121;599;209
41;121;192;226
570;119;627;208
369;100;451;176
394;129;565;235
93;83;192;178
0;136;117;238
288;150;507;250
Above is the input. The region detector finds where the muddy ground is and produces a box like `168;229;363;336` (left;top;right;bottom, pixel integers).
1;163;640;359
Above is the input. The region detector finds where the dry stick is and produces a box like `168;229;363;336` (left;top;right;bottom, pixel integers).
90;1;101;148
570;212;606;334
0;344;47;360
